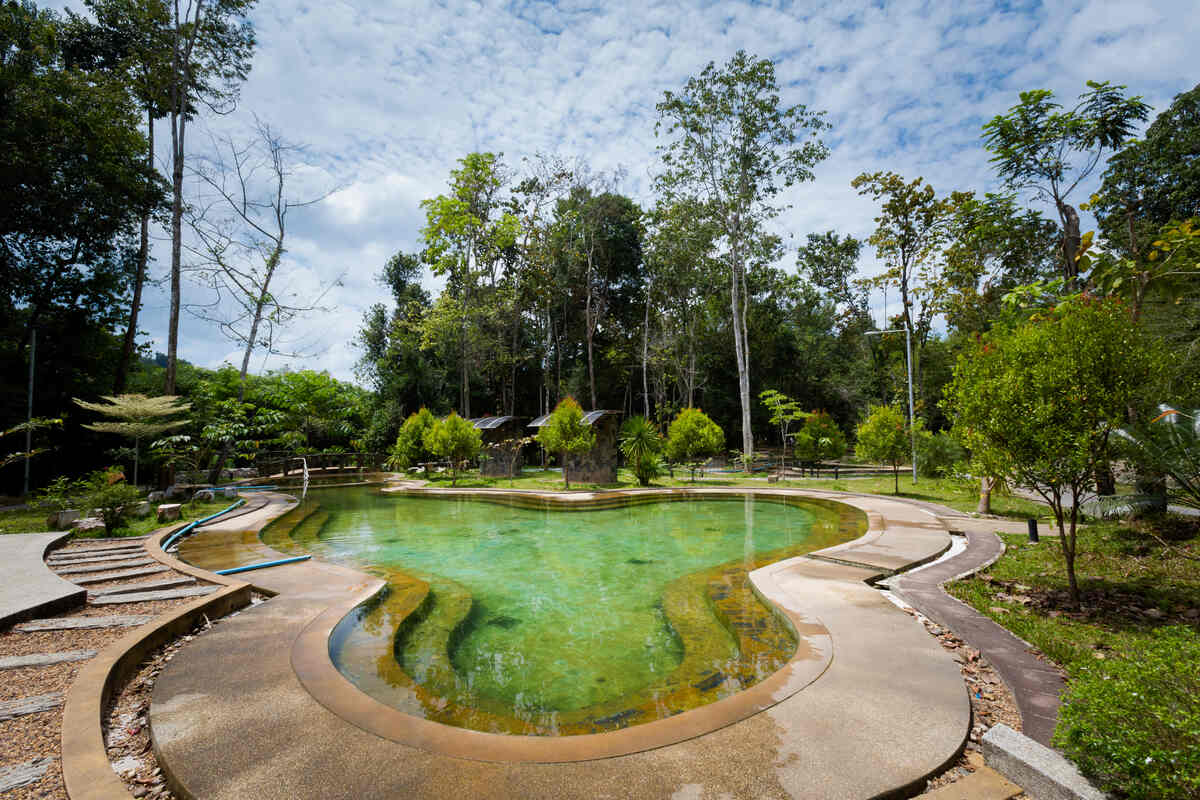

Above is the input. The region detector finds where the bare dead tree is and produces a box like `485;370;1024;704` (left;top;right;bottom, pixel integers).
183;117;338;481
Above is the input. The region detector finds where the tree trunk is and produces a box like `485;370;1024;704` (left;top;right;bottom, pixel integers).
1058;199;1082;286
115;107;154;394
893;462;899;495
641;282;650;418
729;253;752;460
166;110;185;394
977;475;993;515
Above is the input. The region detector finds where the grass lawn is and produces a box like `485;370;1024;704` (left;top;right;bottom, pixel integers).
0;496;238;537
946;516;1200;677
945;516;1200;797
405;468;1049;519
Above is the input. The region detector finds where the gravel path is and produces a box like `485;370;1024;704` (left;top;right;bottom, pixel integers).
0;538;216;800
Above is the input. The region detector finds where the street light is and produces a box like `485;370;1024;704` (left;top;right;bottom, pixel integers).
864;324;918;484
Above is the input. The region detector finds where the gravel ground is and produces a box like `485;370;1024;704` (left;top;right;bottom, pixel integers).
908;605;1030;798
0;545;212;800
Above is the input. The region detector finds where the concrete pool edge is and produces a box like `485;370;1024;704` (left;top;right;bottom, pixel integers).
147;487;972;799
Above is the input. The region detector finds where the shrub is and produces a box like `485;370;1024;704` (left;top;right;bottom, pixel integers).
917;430;966;478
535;398;596;489
83;467;142;531
665;408;724;481
855;405;910;494
792;412;847;464
1054;626;1200;800
388;408;437;471
619;416;664;487
421;412;481;487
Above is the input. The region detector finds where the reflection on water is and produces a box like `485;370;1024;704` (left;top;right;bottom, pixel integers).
261;489;865;735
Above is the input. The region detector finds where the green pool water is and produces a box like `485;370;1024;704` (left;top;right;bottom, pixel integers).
260;489;864;735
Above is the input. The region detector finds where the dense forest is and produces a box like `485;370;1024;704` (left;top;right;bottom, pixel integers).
2;0;1198;494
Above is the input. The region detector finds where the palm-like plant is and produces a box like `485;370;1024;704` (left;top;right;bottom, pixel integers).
619;416;664;487
74;394;191;487
1115;406;1200;510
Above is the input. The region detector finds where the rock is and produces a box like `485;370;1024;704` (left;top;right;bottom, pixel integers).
156;503;182;522
192;489;215;502
1143;607;1164;619
71;517;106;534
165;485;189;500
147;491;165;503
46;509;80;529
221;487;238;499
132;501;152;518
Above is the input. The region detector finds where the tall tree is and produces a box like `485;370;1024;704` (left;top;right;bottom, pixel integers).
70;0;173;393
852;172;958;415
795;230;867;327
162;0;256;394
184;119;333;481
420;152;520;417
982;81;1149;287
655;50;829;459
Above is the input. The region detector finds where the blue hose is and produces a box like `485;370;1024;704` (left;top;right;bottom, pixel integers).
161;498;246;550
215;555;311;575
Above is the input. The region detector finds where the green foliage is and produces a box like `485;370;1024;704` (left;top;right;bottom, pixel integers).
665;408;724;481
944;296;1166;603
855;405;910;493
1115;406;1200;510
535;398;596;489
389;408;437;470
916;430;966;478
421;412;481;487
74;394;190;486
792;411;846;464
1054;626;1200;800
82;467;141;531
619;415;664;487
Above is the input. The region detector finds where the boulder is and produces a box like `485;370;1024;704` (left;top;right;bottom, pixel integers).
165;485;189;500
147;491;165;504
220;487;238;499
71;517;106;534
192;489;215;503
132;501;152;518
156;503;182;523
46;509;80;530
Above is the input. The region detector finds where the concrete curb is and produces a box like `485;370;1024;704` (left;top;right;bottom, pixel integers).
59;516;279;800
982;724;1108;800
60;582;252;800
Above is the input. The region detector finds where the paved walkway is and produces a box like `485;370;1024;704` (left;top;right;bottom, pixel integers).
150;488;971;800
0;531;85;628
892;529;1065;745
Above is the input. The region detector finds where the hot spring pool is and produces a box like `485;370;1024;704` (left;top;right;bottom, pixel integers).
256;489;865;735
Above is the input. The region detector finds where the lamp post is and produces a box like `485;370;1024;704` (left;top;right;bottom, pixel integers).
864;324;918;484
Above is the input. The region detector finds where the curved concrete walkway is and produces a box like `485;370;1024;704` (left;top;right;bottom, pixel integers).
145;488;978;799
892;529;1065;746
0;531;85;628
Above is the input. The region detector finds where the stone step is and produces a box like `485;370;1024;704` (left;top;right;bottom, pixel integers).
0;650;97;670
88;577;195;598
47;550;147;566
918;766;1023;799
0;692;63;722
70;565;170;585
15;615;153;631
0;756;56;793
49;547;144;562
55;559;155;575
89;585;217;605
53;541;146;556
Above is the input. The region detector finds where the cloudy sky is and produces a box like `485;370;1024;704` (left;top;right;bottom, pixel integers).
51;0;1200;383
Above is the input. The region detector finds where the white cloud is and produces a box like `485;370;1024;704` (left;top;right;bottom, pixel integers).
40;0;1199;381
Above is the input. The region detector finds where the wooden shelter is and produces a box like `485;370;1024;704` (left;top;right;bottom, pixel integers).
528;409;623;484
471;416;527;477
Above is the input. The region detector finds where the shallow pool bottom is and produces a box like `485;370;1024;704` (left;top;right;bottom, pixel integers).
260;489;866;736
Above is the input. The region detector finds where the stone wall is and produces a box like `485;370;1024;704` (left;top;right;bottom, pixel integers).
565;415;620;484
